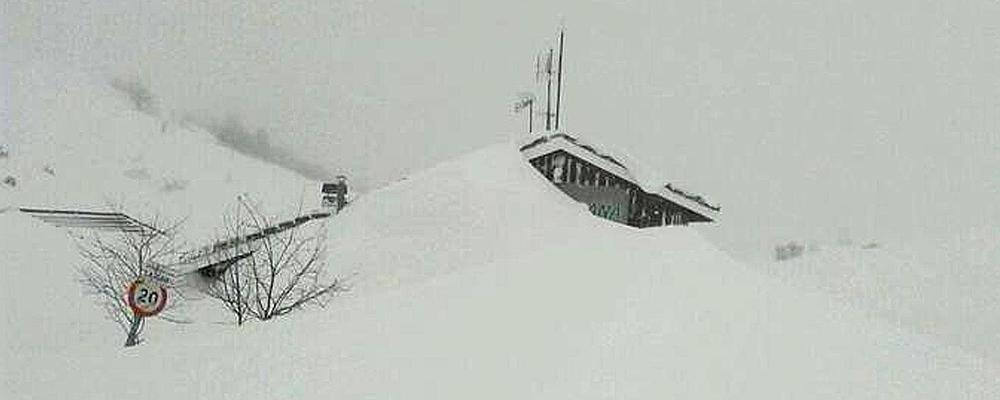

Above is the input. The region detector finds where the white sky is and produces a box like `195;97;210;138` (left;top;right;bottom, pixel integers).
4;0;999;261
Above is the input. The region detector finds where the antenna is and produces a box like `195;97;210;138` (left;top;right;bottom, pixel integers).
545;48;553;131
516;29;566;134
555;28;565;131
514;93;535;133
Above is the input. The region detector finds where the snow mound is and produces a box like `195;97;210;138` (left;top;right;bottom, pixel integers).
7;202;1000;398
3;60;1000;398
766;228;1000;362
325;142;612;290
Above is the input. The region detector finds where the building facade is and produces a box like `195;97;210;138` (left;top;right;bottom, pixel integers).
520;133;720;227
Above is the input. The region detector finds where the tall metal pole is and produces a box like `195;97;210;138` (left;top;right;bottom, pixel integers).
555;29;565;131
545;48;553;131
528;99;534;133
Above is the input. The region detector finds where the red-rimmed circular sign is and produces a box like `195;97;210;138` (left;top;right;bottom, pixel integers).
126;277;168;317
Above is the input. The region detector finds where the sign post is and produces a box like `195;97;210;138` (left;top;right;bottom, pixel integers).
123;276;168;347
127;277;168;318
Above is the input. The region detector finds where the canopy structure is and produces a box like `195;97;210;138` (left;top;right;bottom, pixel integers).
20;206;333;279
19;207;166;235
173;209;333;277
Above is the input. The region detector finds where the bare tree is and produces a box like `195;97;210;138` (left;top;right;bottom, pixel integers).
203;197;343;324
199;206;254;325
76;215;186;347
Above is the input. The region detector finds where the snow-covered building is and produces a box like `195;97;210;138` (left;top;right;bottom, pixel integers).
520;133;719;227
321;175;350;211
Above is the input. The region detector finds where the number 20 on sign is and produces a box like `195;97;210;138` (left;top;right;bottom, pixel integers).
127;277;168;317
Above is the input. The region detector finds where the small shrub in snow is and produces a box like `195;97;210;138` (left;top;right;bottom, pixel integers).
774;241;805;262
2;175;16;187
202;197;345;325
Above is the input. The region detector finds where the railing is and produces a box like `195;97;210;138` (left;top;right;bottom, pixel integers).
181;210;332;263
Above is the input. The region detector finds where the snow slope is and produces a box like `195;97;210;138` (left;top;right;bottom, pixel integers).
1;60;319;239
3;61;1000;398
764;230;1000;362
322;142;609;291
4;146;1000;398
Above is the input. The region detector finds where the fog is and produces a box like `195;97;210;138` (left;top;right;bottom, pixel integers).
5;0;999;261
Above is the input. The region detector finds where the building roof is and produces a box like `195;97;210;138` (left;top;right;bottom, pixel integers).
518;132;721;220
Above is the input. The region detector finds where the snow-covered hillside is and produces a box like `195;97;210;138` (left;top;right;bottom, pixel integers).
3;61;1000;399
764;230;1000;363
1;60;320;239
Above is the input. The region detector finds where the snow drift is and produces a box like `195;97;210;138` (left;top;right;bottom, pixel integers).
765;231;1000;363
3;60;1000;399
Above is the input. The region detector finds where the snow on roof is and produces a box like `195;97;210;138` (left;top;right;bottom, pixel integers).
518;132;721;218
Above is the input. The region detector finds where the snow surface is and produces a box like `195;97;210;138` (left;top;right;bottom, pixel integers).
3;61;1000;399
764;229;1000;363
1;60;320;241
322;142;607;291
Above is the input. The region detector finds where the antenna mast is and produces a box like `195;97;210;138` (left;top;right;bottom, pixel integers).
528;100;533;133
545;48;553;131
514;93;535;133
555;28;565;131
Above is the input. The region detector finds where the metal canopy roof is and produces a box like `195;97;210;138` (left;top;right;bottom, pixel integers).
19;207;166;235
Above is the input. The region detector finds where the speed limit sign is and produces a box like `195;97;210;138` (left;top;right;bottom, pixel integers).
126;277;168;317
